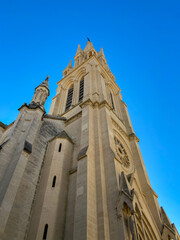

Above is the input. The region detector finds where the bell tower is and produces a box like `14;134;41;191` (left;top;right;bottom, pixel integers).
26;41;179;240
0;41;179;240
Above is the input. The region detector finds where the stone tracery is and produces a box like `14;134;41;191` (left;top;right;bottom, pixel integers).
114;136;130;168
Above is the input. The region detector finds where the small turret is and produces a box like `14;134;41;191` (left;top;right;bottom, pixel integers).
98;48;107;65
63;60;73;77
84;40;97;58
75;44;84;56
74;45;84;68
31;76;50;108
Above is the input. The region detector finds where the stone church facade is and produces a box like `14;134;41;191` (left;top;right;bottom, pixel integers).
0;41;179;240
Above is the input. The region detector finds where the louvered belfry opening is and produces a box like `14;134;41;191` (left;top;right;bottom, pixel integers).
65;85;74;111
79;79;84;102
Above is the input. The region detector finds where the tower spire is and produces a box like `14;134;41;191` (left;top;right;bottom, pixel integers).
31;76;50;107
37;75;49;93
75;45;83;56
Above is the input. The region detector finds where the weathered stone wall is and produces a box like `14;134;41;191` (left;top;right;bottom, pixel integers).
0;108;65;240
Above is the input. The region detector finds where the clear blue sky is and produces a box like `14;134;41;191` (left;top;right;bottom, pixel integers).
0;0;180;232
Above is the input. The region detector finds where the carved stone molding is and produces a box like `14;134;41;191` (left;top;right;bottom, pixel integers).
65;112;82;126
112;119;128;140
114;136;130;169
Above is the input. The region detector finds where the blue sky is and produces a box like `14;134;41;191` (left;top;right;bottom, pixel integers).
0;0;180;232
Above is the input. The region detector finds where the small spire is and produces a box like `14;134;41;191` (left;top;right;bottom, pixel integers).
75;44;83;56
119;172;130;195
84;40;94;52
67;60;72;68
31;76;50;106
40;75;49;90
36;76;50;96
98;48;105;57
98;47;107;64
160;207;172;227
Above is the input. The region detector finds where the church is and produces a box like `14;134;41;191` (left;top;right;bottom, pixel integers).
0;41;179;240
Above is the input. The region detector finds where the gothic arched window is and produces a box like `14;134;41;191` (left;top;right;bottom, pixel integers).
65;85;74;111
79;79;84;102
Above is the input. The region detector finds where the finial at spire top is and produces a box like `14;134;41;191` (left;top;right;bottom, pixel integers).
86;36;91;42
67;60;72;68
36;76;50;95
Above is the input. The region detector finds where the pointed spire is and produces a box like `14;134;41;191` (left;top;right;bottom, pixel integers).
35;75;50;96
84;40;94;52
116;172;135;216
67;60;72;68
127;172;134;186
98;48;105;57
31;76;50;107
39;75;49;89
120;171;130;196
98;47;107;64
75;44;84;56
63;60;73;77
160;207;172;228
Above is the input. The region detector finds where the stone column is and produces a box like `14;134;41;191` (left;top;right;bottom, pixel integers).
72;79;79;106
133;212;140;240
105;82;111;107
140;213;147;240
58;86;66;114
73;103;98;240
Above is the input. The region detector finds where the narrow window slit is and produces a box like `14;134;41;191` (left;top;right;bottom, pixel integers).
43;224;48;240
52;176;56;188
58;143;62;152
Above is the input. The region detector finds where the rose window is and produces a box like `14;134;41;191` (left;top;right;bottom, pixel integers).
114;137;130;168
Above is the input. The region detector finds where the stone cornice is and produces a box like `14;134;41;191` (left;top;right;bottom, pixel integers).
69;167;77;175
78;146;89;161
121;100;127;107
18;103;45;114
65;111;82;126
112;118;129;140
43;114;66;121
79;99;94;109
0;121;14;131
162;223;175;238
49;131;74;144
0;121;7;129
129;133;140;142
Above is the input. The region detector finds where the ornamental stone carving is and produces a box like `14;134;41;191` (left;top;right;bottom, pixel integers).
114;136;130;168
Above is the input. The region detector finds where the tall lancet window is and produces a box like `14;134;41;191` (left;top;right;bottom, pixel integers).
65;85;74;111
79;79;84;102
110;92;115;110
